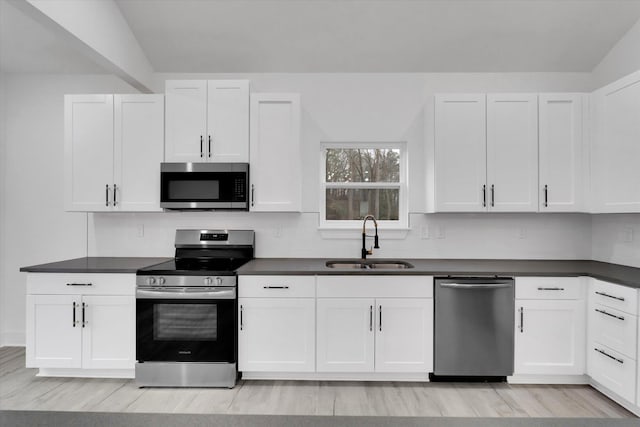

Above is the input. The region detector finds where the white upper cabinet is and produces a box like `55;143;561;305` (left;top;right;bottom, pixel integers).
114;95;164;211
249;93;302;212
165;80;249;163
590;71;640;213
433;94;487;212
538;94;585;212
487;94;539;212
65;95;115;212
65;94;164;212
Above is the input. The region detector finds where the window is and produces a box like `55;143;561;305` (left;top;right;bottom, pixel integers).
320;143;407;228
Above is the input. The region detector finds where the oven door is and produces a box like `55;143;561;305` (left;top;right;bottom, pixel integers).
160;163;248;210
136;287;236;363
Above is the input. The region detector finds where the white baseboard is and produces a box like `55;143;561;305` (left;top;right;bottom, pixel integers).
241;371;431;381
590;379;640;417
1;331;25;347
508;374;589;384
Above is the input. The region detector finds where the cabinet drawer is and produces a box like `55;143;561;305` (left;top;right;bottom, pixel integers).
589;344;636;403
239;276;315;298
590;303;637;359
591;279;638;315
515;277;584;299
26;273;135;296
317;276;433;298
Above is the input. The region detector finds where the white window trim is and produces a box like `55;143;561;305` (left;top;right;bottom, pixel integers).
319;141;409;230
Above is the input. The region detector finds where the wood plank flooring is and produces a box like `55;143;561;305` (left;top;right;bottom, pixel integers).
0;347;635;418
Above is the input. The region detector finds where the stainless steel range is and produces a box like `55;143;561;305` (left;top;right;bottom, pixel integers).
135;229;254;388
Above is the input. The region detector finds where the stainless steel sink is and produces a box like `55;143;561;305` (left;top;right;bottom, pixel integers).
325;260;414;269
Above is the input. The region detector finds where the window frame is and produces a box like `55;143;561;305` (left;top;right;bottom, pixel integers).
319;142;408;229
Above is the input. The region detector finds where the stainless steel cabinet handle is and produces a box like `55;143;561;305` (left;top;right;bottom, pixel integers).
105;184;110;207
537;287;564;291
200;135;203;158
66;283;92;286
491;185;495;207
208;135;212;158
595;291;625;301
595;308;625;321
263;286;289;289
440;283;512;289
482;185;487;208
113;184;117;206
594;348;623;364
369;305;373;332
72;301;77;327
519;307;524;333
81;302;87;328
544;185;548;208
379;305;382;332
240;305;244;331
251;184;255;207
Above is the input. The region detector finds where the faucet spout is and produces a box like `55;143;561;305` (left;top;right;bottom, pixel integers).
361;215;380;259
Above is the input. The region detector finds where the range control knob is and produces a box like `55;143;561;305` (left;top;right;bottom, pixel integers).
146;277;156;285
204;277;213;286
215;277;222;286
158;277;166;285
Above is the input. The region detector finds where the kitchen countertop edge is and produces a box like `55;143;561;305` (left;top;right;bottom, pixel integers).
20;257;171;274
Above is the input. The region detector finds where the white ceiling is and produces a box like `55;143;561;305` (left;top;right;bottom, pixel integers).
2;0;640;74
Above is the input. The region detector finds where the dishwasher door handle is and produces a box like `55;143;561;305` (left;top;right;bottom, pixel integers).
440;283;512;289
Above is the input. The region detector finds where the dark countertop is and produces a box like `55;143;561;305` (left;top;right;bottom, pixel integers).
20;257;170;274
236;258;640;289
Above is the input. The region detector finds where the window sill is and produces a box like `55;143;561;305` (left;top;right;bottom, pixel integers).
318;227;410;240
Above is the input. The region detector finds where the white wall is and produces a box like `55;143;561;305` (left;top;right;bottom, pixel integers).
591;18;640;89
0;73;135;346
0;73;7;341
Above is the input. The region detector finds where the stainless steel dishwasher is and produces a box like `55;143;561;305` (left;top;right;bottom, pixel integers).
432;277;515;381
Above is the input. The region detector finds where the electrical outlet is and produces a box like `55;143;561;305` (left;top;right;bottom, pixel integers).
517;226;527;239
436;225;445;239
623;228;634;243
421;226;430;239
274;225;282;238
136;224;144;238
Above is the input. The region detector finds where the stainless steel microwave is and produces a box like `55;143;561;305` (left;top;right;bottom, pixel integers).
160;163;249;210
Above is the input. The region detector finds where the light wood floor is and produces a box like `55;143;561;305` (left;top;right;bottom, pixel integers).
0;347;635;418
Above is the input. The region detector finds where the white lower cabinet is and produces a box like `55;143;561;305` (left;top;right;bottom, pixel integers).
316;276;433;374
513;277;586;376
238;276;315;372
514;299;585;375
586;278;638;404
238;298;315;372
25;274;135;377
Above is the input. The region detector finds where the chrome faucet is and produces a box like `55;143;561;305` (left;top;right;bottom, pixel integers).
361;215;380;259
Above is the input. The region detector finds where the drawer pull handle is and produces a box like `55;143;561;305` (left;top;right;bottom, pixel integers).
595;308;625;321
263;286;289;289
595;291;625;302
66;283;93;286
594;348;624;364
537;287;565;291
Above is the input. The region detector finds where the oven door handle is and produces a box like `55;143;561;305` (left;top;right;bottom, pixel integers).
136;287;236;300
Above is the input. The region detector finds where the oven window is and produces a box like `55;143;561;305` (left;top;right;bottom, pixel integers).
168;180;220;200
154;304;217;341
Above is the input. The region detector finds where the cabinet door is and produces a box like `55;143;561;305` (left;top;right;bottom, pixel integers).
514;299;585;375
250;93;302;212
165;80;207;162
26;294;82;368
487;94;539;212
375;298;433;373
207;80;249;162
433;94;487;212
591;71;640;212
81;295;135;370
238;298;315;372
64;94;114;211
538;94;584;212
316;298;374;372
114;94;164;212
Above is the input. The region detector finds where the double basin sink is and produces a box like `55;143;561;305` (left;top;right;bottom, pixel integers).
325;260;414;270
